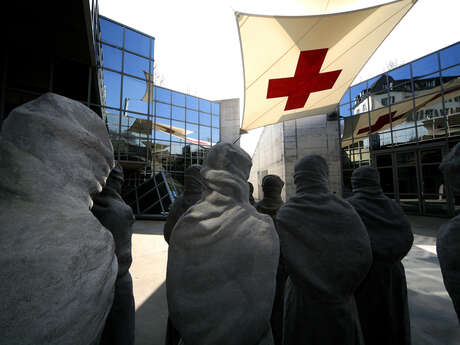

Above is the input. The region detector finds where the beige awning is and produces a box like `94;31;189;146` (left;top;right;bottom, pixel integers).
237;0;416;131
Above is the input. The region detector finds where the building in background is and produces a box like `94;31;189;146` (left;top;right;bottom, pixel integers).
1;1;240;219
250;41;460;218
340;41;460;217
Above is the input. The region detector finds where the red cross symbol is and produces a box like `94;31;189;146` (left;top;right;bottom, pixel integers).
267;48;342;111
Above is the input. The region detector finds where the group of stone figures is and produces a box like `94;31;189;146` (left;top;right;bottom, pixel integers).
1;93;460;345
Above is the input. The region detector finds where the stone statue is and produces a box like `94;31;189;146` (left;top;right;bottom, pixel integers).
437;143;460;322
248;182;255;206
347;166;413;345
163;164;202;345
276;155;372;345
166;143;279;345
163;165;202;244
255;175;284;221
255;174;285;345
92;162;135;345
0;93;117;344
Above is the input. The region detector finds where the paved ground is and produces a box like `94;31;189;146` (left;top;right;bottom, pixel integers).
131;216;460;345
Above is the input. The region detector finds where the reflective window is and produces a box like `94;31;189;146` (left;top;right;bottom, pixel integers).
187;95;198;110
212;115;220;127
125;28;150;57
200;126;211;143
105;110;120;137
171;120;185;143
123;75;148;114
378;167;394;195
212;128;220;143
156;102;171;118
186;123;199;141
340;103;352;117
156;87;171;103
412;53;439;78
200;112;211;126
172;91;185;107
155;117;171;141
376;154;392;167
172;106;185;121
102;69;121;108
199;99;211;113
124;52;150;79
212;102;220;115
186;109;198;123
441;64;460;78
440;43;460;69
350;81;368;110
100;18;123;47
102;44;122;71
340;89;351;105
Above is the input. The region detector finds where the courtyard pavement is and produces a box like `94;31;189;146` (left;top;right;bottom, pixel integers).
131;216;460;345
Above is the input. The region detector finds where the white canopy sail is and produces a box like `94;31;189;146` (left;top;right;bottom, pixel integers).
237;0;417;131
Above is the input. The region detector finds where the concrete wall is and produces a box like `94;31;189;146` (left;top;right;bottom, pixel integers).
249;114;342;202
218;98;240;146
283;114;342;199
248;123;285;202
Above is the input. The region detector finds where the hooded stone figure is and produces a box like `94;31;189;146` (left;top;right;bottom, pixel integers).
248;181;256;205
347;166;413;345
276;155;372;345
255;174;285;345
0;93;117;344
163;165;202;244
256;175;284;221
166;142;279;345
163;164;202;345
437;143;460;322
92;162;136;345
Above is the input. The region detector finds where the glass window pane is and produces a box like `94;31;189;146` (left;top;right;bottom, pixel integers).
212;102;220;115
200;126;211;143
102;44;122;71
212;115;220;128
388;64;412;97
340;89;351;105
122;75;148;114
155;118;171;141
376;154;392;167
187;95;198;110
199;99;211;113
156;102;171;118
124;52;150;79
171;142;184;155
156;87;171;103
186;123;199;141
102;69;121;109
442;64;460;79
172;91;185;106
172;106;185;121
100;18;123;47
440;43;460;69
200;112;211;126
105;110;120;138
125;28;150;57
339;103;352;117
414;71;440;94
412;53;439;78
171;120;186;143
350;81;368;109
212;128;220;144
186;109;198;123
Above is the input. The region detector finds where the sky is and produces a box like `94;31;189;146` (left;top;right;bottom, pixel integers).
99;0;460;156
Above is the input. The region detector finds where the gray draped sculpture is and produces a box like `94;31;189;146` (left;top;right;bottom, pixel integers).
163;165;202;244
348;166;413;345
92;162;135;345
0;93;117;345
437;143;460;322
166;143;279;345
276;155;372;345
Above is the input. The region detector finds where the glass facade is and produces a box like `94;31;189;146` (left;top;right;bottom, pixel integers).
96;16;221;215
340;41;460;217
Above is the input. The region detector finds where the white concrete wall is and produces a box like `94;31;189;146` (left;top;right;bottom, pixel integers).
218;98;240;146
283;114;342;199
248;123;286;202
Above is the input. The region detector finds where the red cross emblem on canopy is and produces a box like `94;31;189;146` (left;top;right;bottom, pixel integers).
267;48;342;111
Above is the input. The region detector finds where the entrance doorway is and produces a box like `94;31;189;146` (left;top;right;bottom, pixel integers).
373;144;453;217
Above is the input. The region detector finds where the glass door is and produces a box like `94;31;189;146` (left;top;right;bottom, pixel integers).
396;151;422;215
